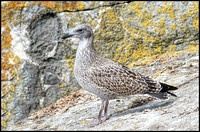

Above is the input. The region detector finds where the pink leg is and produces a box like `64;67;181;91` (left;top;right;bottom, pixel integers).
102;100;109;122
87;100;109;127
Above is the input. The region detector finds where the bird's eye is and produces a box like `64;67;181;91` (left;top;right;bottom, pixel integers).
77;29;83;32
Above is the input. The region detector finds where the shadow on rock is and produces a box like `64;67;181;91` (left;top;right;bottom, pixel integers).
110;97;179;118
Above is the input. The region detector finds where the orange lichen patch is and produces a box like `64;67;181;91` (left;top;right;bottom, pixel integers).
34;1;85;11
12;56;20;64
76;1;85;10
1;27;19;81
34;1;63;11
1;2;24;129
1;29;12;50
1;1;26;10
1;86;8;97
1;1;27;27
1;2;23;80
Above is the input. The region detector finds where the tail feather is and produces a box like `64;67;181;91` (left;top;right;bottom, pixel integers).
160;82;178;97
149;82;178;99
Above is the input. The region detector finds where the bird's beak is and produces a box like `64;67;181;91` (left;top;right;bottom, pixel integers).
61;33;73;39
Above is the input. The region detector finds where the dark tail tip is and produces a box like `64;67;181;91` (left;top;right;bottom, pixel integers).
160;82;178;97
160;82;178;91
166;91;177;97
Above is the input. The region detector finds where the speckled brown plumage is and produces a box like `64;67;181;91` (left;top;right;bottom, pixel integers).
61;24;177;127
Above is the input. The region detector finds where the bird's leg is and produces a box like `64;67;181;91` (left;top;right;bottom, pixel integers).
102;100;109;122
87;99;105;127
97;100;105;122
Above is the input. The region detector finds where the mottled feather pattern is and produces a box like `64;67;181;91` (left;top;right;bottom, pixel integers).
88;64;148;96
90;60;162;95
75;51;162;99
138;73;162;93
62;24;178;126
74;41;163;98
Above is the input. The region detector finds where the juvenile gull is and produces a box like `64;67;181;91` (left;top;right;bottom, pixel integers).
61;24;177;127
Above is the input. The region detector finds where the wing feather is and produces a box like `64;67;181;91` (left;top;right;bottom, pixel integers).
86;60;154;96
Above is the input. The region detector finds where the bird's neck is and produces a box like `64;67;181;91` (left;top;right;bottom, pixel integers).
77;37;94;51
75;36;98;64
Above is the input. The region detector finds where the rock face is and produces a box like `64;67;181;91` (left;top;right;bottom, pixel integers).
7;49;199;131
1;1;199;130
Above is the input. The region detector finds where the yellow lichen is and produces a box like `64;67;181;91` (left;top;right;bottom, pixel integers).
1;120;6;128
170;23;177;30
65;58;74;73
1;2;199;130
59;83;64;87
2;102;7;112
81;120;89;124
10;85;15;92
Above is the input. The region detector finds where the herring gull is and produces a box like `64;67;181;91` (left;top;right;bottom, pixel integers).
61;24;177;127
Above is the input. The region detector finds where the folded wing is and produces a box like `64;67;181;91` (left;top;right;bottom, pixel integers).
86;59;162;96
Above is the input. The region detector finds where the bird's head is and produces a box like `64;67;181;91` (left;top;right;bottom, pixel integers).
61;24;93;40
